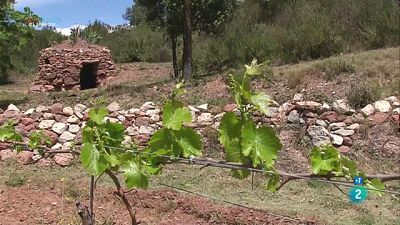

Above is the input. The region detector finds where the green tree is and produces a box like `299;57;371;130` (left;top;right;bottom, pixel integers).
131;0;237;79
0;1;40;84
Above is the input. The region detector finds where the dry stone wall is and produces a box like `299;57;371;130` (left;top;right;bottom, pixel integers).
0;95;399;166
31;42;117;92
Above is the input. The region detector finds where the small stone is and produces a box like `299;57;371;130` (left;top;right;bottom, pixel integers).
63;107;74;116
67;115;80;124
58;132;76;143
292;93;304;102
50;103;64;114
360;104;375;116
128;108;140;115
135;117;150;126
146;109;160;117
330;134;343;146
117;115;126;122
17;151;35;165
287;110;300;123
373;100;392;113
197;103;208;111
138;126;155;135
52;122;68;134
320;103;331;112
328;122;346;131
384;96;399;104
75;111;84;119
295;101;322;111
338;146;350;154
43;112;55;120
224;104;238;112
315;119;327;127
21;117;34;126
107;102;120;112
123;135;132;145
51;143;63;150
343;137;353;146
140;102;155;111
36;105;50;113
38;120;56;129
126;126;138;136
74;104;87;114
24;108;35;115
68;124;80;134
188;105;200;113
54;153;74;166
368;112;389;126
307;125;331;147
0;149;17;160
333;99;355;114
332;128;355;137
347;123;360;130
197;113;213;125
150;114;160;123
44;130;58;145
7;104;20;112
265;107;279;118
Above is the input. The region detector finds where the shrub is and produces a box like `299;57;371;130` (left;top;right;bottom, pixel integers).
316;58;356;81
100;25;171;63
346;81;381;109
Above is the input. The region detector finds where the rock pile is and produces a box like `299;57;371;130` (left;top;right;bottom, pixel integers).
31;41;117;92
0;95;399;166
282;95;399;153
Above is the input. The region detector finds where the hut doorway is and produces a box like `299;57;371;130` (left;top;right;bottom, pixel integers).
80;62;99;90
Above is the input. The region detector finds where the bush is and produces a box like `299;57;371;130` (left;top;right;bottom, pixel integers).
100;25;171;63
316;58;356;81
346;81;381;109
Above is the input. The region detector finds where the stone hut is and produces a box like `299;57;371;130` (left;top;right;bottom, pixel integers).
31;40;116;92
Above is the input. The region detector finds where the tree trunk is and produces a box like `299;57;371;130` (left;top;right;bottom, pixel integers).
171;32;179;79
182;0;193;79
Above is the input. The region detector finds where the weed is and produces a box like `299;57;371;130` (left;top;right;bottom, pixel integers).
346;81;381;109
5;172;26;187
317;58;355;81
357;214;376;225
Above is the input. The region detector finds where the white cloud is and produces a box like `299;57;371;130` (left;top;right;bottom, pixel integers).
15;0;66;7
56;24;87;36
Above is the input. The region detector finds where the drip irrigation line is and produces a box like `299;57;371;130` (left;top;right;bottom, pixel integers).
4;141;400;195
102;145;400;195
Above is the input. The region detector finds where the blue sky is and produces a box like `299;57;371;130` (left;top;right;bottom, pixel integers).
15;0;132;30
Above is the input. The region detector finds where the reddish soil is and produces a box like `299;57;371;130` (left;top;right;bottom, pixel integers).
0;187;315;225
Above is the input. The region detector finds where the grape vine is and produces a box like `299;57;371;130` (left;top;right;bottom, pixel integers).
0;60;392;225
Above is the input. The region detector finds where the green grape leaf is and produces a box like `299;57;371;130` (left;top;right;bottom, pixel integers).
162;102;191;130
250;92;271;115
218;112;242;147
148;128;172;152
245;59;262;76
88;108;108;124
80;143;109;176
265;173;280;192
174;127;202;157
122;161;149;189
366;178;385;195
340;157;358;178
104;121;125;145
104;153;120;167
231;169;251;179
0;123;23;142
241;121;282;168
310;146;341;175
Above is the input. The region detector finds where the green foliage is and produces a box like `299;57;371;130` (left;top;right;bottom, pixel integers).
6;172;26;187
0;3;39;83
146;83;202;160
218;60;282;190
100;25;171;63
346;81;381;109
0;122;23;144
310;145;385;193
